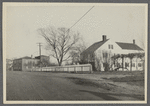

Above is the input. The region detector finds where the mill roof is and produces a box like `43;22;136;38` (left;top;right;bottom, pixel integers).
116;42;143;51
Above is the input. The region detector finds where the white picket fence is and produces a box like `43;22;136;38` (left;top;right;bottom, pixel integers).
32;64;93;73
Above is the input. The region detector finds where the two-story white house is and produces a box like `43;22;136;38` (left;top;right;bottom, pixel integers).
80;35;144;71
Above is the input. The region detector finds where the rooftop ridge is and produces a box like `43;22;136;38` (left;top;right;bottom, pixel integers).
116;42;143;51
81;39;109;54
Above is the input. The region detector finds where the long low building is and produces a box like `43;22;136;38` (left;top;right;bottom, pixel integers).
13;55;50;71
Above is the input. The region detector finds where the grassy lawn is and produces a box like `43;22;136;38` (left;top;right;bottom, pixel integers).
93;71;144;75
109;75;144;86
93;71;144;87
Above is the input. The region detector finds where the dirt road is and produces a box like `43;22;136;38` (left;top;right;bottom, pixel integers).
6;71;144;100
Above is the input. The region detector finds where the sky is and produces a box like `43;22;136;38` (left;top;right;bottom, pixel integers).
4;3;147;60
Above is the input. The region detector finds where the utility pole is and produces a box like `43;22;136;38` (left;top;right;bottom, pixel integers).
37;43;42;56
37;43;42;71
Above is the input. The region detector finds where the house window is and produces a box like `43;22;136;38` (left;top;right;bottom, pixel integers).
117;63;122;67
125;62;129;67
138;63;142;67
108;45;113;49
103;52;108;58
132;63;135;67
120;63;122;67
108;45;111;49
111;45;113;49
117;63;120;67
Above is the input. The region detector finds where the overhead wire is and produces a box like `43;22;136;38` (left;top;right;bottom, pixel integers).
68;6;95;31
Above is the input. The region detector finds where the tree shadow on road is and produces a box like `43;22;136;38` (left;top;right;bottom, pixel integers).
79;90;144;100
66;77;117;91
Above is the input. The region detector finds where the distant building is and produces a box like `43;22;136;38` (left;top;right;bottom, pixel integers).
13;56;40;71
81;35;144;71
6;59;13;71
13;55;50;71
35;55;50;67
35;55;49;62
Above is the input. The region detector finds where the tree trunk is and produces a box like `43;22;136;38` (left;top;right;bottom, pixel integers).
130;58;132;71
58;62;62;66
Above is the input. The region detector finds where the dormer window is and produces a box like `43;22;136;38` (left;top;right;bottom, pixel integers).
108;44;113;49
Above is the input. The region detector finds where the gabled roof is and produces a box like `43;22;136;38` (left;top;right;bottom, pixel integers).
37;55;48;57
81;39;109;54
35;55;49;59
14;56;32;60
19;56;32;59
116;42;143;51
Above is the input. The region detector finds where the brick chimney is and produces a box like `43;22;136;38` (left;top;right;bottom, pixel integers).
102;35;106;41
133;39;135;44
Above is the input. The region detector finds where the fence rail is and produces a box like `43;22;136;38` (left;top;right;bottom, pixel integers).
32;64;93;73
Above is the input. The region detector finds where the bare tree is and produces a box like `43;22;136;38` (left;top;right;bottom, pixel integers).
38;26;80;66
69;40;87;64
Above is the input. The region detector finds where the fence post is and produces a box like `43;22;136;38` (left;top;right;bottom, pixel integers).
75;67;77;73
74;66;75;73
67;67;69;73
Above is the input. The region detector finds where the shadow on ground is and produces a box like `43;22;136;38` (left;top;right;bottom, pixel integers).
79;90;144;100
66;77;144;100
66;77;117;90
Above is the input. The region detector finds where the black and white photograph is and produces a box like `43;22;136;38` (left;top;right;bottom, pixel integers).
3;3;148;104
